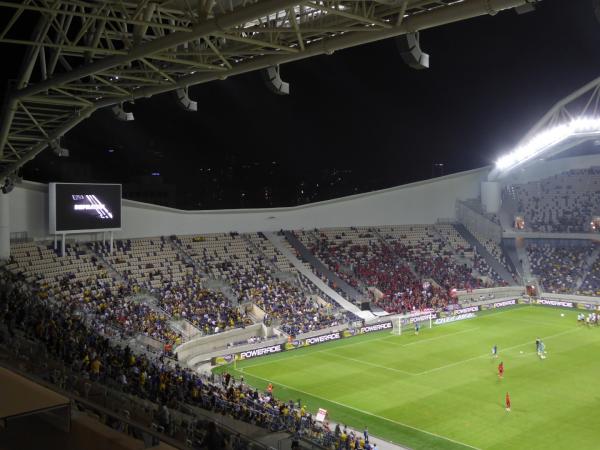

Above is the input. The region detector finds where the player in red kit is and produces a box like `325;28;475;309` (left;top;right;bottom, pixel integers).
498;361;504;379
505;392;511;411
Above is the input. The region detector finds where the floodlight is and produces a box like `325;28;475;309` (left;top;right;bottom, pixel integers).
396;32;429;70
494;116;600;172
1;177;14;194
50;139;70;157
174;88;198;112
112;103;135;121
262;65;289;95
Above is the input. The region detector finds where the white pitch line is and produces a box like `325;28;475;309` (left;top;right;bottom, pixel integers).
242;370;482;450
242;326;482;372
415;327;580;376
400;327;479;346
240;349;316;371
319;350;416;375
239;306;549;373
498;316;573;328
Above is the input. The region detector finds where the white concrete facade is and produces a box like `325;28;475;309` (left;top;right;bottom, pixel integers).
481;181;501;213
8;168;487;242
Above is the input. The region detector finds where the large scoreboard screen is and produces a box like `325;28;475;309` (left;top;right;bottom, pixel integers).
49;183;122;233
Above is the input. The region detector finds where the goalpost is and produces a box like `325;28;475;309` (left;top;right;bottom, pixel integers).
391;317;402;336
391;313;433;336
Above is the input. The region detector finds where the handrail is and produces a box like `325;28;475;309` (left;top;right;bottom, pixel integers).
0;333;278;450
0;359;188;450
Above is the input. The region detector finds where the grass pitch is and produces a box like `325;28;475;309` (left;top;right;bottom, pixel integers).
217;306;600;450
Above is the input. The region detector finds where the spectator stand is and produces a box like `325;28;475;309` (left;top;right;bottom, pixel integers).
580;250;600;296
177;232;347;338
527;241;593;294
0;270;333;450
507;167;600;233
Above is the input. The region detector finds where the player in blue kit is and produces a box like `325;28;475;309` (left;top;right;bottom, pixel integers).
538;340;546;359
491;345;498;358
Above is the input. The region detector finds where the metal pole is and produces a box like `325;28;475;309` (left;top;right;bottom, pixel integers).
110;231;113;254
54;234;57;250
61;233;65;257
0;192;10;260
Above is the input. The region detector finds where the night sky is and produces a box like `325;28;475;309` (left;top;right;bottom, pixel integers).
12;0;600;209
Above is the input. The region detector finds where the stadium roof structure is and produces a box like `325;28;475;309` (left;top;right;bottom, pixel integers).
489;74;600;181
0;0;535;180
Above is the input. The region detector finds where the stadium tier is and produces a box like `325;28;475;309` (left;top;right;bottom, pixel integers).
580;256;600;296
527;243;595;295
2;2;600;449
295;224;517;314
2;159;600;450
5;241;182;345
507;166;600;233
176;232;350;336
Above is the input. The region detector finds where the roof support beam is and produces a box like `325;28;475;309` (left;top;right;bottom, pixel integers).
95;0;530;108
0;0;532;178
12;0;302;100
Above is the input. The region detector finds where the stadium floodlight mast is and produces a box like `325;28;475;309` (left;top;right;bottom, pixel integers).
489;75;600;181
492;116;600;174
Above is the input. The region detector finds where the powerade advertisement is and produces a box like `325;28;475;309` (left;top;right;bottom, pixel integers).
211;322;393;366
284;331;343;350
434;312;476;325
481;299;518;310
453;306;479;315
402;312;438;325
536;299;575;308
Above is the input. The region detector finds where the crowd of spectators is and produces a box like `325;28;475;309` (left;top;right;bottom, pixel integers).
7;233;356;348
510;167;600;233
580;257;600;297
409;252;481;291
234;268;344;336
179;232;351;336
305;229;459;314
0;269;369;450
157;274;248;336
472;253;506;286
6;242;183;345
308;238;368;293
300;224;521;315
527;243;592;293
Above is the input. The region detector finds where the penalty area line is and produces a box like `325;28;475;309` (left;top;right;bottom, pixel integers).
416;327;580;376
241;370;482;450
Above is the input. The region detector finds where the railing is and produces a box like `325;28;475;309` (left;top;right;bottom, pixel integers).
456;200;503;243
455;286;525;304
0;359;188;450
0;330;284;450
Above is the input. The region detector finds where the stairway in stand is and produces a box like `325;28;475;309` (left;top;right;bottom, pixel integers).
264;231;373;319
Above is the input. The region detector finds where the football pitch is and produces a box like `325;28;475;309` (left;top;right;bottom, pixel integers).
217;306;600;450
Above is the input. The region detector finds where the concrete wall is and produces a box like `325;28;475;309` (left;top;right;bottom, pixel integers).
9;168;486;240
502;231;600;241
176;323;270;363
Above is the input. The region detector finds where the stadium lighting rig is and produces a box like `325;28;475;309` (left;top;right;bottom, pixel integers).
489;75;600;181
493;116;600;174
